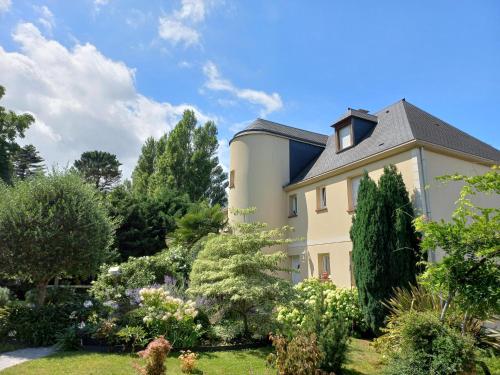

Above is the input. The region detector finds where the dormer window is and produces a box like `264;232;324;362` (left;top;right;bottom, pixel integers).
338;125;352;150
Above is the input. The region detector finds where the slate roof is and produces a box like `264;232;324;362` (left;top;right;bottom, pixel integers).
290;99;500;184
231;118;328;147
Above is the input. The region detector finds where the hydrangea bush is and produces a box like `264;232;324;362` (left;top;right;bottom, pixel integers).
276;278;366;337
139;287;202;348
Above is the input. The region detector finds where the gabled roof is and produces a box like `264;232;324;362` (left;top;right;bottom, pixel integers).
230;118;328;147
290;99;500;184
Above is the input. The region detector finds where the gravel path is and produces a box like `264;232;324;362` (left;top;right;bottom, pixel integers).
0;347;56;371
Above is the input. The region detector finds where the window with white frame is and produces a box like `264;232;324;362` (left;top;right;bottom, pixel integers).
317;186;327;210
289;194;298;217
351;175;362;210
319;253;331;278
338;125;352;150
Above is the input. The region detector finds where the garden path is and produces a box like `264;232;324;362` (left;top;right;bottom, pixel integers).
0;347;56;371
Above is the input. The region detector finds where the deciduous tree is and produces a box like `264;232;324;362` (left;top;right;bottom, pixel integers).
0;171;115;305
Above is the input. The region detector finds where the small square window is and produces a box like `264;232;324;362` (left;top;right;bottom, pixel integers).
289;194;298;217
338;125;352;150
229;170;235;188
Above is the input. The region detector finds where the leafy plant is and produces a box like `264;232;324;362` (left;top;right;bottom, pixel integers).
0;287;11;307
377;310;476;375
188;208;294;337
318;314;350;373
116;325;148;352
270;332;322;375
56;325;82;351
179;350;198;373
134;336;172;375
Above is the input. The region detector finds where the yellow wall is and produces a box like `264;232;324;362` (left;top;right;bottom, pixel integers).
228;133;290;231
286;149;421;287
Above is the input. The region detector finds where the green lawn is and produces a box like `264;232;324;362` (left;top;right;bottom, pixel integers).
1;338;384;375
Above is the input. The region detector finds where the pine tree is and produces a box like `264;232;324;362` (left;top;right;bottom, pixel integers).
378;165;418;288
13;144;45;179
350;172;391;334
73;150;122;192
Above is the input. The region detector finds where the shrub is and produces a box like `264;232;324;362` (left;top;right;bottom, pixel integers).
90;251;179;311
378;310;476;375
270;332;322;375
2;298;93;346
276;278;365;337
116;325;148;352
0;287;11;307
139;287;201;348
179;350;198;373
318;314;350;373
56;325;82;351
134;336;172;375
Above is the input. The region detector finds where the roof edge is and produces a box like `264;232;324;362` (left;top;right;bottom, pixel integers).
229;128;328;147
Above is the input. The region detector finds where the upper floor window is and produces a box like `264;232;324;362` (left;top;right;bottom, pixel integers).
338;125;352;150
289;194;298;217
350;175;362;211
317;186;327;211
229;170;235;188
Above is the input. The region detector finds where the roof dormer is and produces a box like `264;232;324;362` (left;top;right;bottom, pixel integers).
331;108;378;152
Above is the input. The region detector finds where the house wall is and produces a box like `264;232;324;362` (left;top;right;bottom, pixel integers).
286;149;421;287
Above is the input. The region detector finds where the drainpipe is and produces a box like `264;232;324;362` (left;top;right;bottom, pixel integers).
417;147;435;262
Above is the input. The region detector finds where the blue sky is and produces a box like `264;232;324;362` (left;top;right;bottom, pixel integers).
0;0;499;177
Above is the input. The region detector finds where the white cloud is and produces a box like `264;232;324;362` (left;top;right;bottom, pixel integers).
34;5;55;33
158;0;216;47
159;18;200;46
203;61;283;116
0;0;11;13
0;23;213;178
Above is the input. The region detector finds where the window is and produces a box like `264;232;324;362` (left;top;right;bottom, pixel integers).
316;186;327;211
349;175;362;211
289;194;298;217
318;253;331;279
338;125;352;150
229;170;235;188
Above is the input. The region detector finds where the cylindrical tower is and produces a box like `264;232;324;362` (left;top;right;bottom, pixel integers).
228;128;290;230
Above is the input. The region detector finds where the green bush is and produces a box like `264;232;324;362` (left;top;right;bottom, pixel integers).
116;325;148;352
380;311;476;375
56;325;82;351
0;287;11;307
318;314;350;373
276;278;365;336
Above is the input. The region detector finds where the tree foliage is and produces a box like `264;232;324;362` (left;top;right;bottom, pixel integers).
0;85;35;184
107;183;190;260
131;136;166;196
0;171;115;304
74;150;122;192
13;144;45;179
350;165;419;334
188;208;293;336
149;110;228;205
415;166;500;320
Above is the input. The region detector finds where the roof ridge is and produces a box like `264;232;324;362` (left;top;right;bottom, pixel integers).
254;118;328;137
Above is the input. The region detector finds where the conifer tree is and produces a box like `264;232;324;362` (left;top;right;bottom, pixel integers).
350;172;391;334
13;144;45;179
378;165;418;288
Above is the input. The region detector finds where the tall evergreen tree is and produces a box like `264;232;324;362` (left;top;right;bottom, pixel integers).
0;85;35;184
74;150;122;192
13;144;45;179
350;172;392;334
131;137;160;195
378;165;418;288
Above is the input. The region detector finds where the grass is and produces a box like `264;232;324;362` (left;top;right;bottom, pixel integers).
1;338;384;375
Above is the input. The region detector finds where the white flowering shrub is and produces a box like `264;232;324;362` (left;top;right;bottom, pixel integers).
276;278;366;337
139;287;202;348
